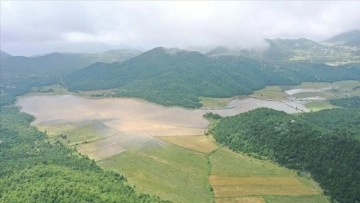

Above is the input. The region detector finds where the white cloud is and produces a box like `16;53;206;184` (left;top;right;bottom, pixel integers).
1;1;360;55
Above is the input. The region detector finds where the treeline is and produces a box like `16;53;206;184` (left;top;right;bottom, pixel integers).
212;107;360;203
64;47;360;108
330;96;360;108
0;105;169;202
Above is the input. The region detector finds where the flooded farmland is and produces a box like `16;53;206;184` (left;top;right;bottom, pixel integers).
16;94;308;160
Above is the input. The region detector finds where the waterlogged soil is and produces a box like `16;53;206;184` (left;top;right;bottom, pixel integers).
16;94;308;160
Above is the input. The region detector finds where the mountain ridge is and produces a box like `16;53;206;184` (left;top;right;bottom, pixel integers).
64;47;360;108
0;50;12;59
324;29;360;46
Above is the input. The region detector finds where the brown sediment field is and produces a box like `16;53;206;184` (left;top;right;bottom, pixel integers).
16;94;309;160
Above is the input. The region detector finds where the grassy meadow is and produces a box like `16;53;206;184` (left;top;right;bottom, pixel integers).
250;86;287;100
305;101;334;111
200;97;232;108
209;148;326;202
97;141;212;203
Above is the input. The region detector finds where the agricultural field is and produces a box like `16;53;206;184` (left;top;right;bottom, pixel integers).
290;82;331;89
37;123;101;144
264;195;329;203
97;135;328;203
305;101;334;112
209;148;327;203
31;84;69;94
287;80;360;99
210;148;293;177
215;197;265;203
200;97;232;108
157;135;219;154
97;141;212;203
250;86;287;100
248;81;360;112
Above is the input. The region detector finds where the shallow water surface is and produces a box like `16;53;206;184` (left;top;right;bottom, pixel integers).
16;94;307;160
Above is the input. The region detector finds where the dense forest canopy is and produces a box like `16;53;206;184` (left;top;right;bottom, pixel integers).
212;103;360;203
329;96;360;108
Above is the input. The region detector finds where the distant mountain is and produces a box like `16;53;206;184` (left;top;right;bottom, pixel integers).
263;38;357;63
205;46;265;59
91;49;143;63
0;49;142;77
65;47;360;108
206;46;236;57
0;50;12;60
324;30;360;46
203;38;360;64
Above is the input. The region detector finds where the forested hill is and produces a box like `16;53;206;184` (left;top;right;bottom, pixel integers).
212;106;360;203
0;49;142;76
64;47;360;108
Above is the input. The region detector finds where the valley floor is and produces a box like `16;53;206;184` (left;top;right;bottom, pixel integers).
15;80;360;202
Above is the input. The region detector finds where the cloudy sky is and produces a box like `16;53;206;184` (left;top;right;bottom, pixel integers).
1;1;360;56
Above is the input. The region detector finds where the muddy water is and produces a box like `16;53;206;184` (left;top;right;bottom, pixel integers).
16;95;307;160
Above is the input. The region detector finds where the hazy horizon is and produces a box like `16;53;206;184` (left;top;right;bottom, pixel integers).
1;1;360;56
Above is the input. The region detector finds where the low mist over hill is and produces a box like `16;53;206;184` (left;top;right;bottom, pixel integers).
324;29;360;46
0;50;12;59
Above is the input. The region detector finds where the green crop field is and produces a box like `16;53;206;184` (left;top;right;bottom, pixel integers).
200;97;232;108
305;101;334;111
97;142;212;203
292;82;330;89
250;86;287;100
37;123;102;144
157;135;219;154
264;195;329;203
209;148;327;202
96;136;328;203
210;148;293;177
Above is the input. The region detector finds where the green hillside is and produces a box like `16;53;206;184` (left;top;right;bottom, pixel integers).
64;47;360;108
211;106;360;203
0;49;142;106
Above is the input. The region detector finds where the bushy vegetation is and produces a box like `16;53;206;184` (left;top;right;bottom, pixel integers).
64;48;360;108
203;112;222;120
0;105;168;202
303;108;360;140
330;96;360;108
212;108;360;203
